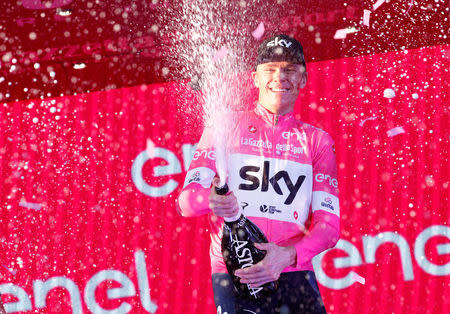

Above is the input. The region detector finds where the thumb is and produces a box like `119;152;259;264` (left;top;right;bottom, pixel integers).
212;177;220;187
254;242;269;250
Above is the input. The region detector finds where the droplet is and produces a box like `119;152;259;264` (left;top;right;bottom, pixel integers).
383;88;396;98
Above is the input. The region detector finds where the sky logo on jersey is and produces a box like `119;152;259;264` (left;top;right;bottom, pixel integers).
238;161;306;205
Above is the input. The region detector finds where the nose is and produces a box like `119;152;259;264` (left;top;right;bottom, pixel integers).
273;68;288;81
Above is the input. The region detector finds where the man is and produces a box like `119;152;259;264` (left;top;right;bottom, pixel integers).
178;34;340;313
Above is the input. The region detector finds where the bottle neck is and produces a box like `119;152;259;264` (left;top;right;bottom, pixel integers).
224;212;243;223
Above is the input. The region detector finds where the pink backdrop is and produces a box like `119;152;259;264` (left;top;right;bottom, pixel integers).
1;44;449;313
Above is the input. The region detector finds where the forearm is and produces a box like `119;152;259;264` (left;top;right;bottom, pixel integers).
289;211;340;268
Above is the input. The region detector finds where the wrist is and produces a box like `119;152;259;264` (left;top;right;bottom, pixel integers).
284;246;297;267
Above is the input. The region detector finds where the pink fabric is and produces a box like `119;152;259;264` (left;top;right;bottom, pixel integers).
178;103;340;274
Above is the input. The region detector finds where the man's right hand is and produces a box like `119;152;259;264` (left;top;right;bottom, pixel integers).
209;178;240;218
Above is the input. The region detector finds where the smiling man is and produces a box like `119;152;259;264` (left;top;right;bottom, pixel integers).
178;34;340;313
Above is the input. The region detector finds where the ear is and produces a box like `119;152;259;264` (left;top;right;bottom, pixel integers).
251;71;259;88
299;72;308;89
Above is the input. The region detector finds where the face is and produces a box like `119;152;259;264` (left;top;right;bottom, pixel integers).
251;61;307;115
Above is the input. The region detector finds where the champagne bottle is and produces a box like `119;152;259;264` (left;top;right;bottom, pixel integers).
216;183;278;299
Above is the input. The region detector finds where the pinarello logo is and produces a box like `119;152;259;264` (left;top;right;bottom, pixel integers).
325;197;332;204
248;125;257;133
293;211;298;220
188;171;201;183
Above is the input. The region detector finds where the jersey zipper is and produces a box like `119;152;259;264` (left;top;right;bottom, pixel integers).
268;114;279;240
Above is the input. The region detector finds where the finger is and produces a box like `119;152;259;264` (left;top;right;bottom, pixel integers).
212;177;220;186
210;204;237;211
249;279;272;288
209;198;233;207
239;273;268;282
235;265;264;277
241;275;274;288
223;212;239;218
212;208;239;218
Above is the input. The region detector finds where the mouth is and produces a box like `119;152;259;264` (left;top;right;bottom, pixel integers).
269;87;291;93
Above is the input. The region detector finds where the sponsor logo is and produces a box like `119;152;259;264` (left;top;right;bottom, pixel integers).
314;173;338;188
267;37;293;48
248;125;257;133
275;143;304;155
281;129;301;140
259;205;281;214
188;170;201;183
321;197;335;210
0;250;158;313
229;233;264;298
293;211;299;220
241;137;272;150
241;202;249;210
192;149;216;161
238;161;306;205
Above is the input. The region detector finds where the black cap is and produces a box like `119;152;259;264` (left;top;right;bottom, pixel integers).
255;34;306;69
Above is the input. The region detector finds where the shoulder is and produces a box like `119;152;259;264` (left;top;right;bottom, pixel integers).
293;120;335;152
295;119;333;139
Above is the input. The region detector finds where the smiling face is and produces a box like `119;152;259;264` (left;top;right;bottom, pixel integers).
251;61;307;115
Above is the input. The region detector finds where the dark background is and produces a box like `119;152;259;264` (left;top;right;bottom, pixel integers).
0;0;448;102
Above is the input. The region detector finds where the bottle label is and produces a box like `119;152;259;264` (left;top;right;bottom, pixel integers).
229;233;264;297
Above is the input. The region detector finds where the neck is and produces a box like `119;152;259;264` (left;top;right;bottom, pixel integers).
259;102;294;116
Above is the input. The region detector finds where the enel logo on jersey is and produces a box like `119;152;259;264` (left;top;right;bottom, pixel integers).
238;161;305;205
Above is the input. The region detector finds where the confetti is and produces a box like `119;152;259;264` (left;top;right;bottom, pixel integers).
334;29;348;40
19;201;42;211
412;93;419;99
387;126;406;137
383;88;396;98
352;272;366;284
1;264;16;276
252;22;265;40
359;116;378;126
373;0;386;11
146;138;156;158
333;27;358;40
363;10;371;27
211;46;228;63
406;0;414;15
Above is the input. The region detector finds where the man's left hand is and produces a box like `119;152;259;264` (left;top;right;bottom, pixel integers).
234;243;296;288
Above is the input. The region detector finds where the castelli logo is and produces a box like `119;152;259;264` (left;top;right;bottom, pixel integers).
248;125;257;133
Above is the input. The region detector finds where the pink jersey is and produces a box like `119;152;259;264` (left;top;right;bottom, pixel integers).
178;103;340;274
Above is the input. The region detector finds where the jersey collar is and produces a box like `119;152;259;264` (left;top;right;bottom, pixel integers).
254;102;295;126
